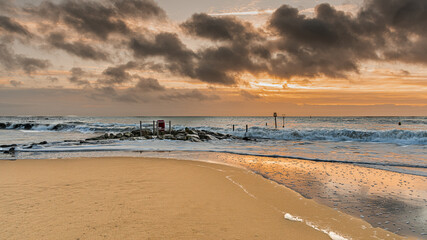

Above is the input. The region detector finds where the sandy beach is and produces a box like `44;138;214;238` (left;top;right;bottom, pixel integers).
0;157;405;240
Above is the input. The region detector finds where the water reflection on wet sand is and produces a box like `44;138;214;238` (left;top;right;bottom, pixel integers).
135;151;427;239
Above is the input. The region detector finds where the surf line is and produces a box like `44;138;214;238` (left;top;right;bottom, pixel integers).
225;175;257;199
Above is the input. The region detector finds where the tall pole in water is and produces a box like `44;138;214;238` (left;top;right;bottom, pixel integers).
282;114;285;128
274;112;277;129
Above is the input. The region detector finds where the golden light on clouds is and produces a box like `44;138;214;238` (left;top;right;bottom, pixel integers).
0;0;426;116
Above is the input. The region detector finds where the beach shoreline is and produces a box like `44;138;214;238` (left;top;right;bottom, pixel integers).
0;156;406;240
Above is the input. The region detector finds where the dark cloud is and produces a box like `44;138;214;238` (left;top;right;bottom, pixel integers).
0;42;50;74
112;0;166;19
0;16;31;36
47;32;109;61
180;14;268;85
110;77;166;102
97;61;164;87
268;4;375;78
352;0;427;65
194;44;268;85
18;57;50;74
27;0;165;41
2;0;426;92
181;13;260;42
88;77;168;103
9;80;22;87
134;77;165;91
160;89;220;101
47;76;59;82
68;67;90;86
99;61;136;85
267;0;427;79
130;32;196;77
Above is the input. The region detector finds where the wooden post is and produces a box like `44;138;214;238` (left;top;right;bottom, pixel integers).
282;114;285;128
233;125;235;131
156;121;159;137
274;112;277;129
246;124;248;132
139;121;142;137
153;121;155;135
169;121;172;133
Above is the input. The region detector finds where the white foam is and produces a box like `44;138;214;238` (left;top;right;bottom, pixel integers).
225;175;256;199
289;218;349;240
284;213;303;222
327;231;349;240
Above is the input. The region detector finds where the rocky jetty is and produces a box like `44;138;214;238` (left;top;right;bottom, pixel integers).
84;128;248;142
0;127;255;155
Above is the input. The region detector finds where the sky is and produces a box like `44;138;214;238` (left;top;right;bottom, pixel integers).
0;0;426;116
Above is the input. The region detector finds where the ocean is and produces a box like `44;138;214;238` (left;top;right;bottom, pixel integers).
0;116;426;238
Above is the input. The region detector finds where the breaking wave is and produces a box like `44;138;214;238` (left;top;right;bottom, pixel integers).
238;127;427;145
1;121;426;145
0;122;141;133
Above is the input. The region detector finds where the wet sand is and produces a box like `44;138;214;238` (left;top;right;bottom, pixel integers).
0;157;404;240
127;151;427;238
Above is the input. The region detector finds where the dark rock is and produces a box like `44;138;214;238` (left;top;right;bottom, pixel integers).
186;134;201;141
39;141;48;145
0;123;6;129
206;134;218;141
85;137;102;141
175;133;186;140
185;128;195;134
1;144;17;148
242;137;255;141
52;124;65;130
198;132;208;140
170;130;181;135
131;129;152;137
4;147;15;154
163;134;176;140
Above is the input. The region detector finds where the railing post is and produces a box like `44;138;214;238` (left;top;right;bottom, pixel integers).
139;121;142;137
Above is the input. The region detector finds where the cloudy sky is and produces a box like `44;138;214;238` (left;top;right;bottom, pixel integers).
0;0;426;116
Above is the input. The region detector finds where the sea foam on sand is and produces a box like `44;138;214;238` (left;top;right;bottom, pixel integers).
284;213;349;240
